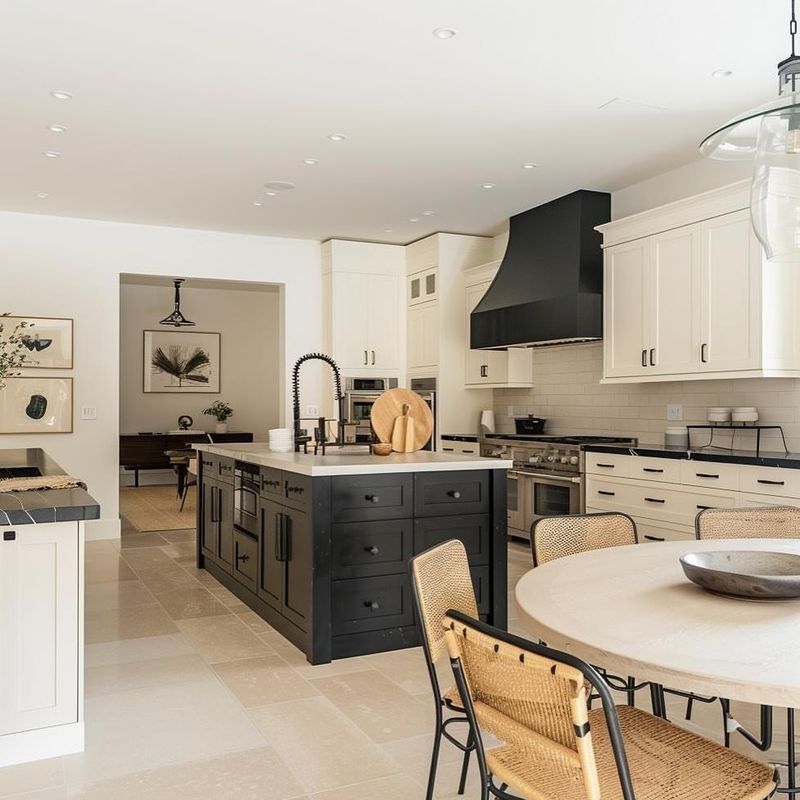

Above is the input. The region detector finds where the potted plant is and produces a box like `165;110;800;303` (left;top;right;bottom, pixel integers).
203;400;233;433
0;313;32;389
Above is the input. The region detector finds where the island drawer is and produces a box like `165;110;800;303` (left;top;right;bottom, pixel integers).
232;530;258;593
332;574;413;634
413;515;491;566
331;474;413;522
332;519;413;579
414;471;489;517
216;456;235;484
199;453;217;478
283;473;312;510
260;467;283;498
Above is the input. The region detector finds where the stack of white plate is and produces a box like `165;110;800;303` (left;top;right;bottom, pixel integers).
732;406;759;423
707;407;731;423
268;428;293;453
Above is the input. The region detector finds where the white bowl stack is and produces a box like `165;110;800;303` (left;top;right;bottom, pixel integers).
707;407;732;423
268;428;293;453
732;407;759;423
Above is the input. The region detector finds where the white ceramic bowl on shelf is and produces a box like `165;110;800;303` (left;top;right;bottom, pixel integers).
732;407;759;423
707;407;732;423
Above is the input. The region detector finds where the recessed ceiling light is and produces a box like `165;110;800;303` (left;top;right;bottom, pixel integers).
422;210;435;216
43;150;62;158
252;201;264;206
265;191;278;197
327;133;346;142
409;217;420;223
433;27;457;39
263;181;295;193
384;228;393;233
481;182;496;190
522;162;537;170
35;192;49;199
303;158;319;165
711;69;733;78
47;124;68;133
50;90;72;100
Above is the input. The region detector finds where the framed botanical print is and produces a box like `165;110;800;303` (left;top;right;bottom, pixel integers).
0;377;73;433
143;330;221;393
0;316;73;369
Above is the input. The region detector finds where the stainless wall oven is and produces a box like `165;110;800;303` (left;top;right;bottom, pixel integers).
233;460;260;536
344;377;398;444
410;377;437;452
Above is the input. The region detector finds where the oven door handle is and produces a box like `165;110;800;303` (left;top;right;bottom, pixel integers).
519;472;582;485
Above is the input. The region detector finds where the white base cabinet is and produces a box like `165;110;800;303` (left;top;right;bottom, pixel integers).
0;521;83;767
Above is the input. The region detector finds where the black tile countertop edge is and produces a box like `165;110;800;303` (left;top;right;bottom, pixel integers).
584;443;800;470
0;447;101;526
441;434;480;442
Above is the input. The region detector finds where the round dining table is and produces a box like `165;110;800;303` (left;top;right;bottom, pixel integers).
514;538;800;709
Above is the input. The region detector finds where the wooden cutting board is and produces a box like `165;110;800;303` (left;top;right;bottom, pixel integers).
370;388;433;452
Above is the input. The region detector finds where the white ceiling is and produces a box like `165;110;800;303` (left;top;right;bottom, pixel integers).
0;1;787;244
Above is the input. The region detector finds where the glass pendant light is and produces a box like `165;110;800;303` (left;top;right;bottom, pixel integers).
159;278;196;326
700;0;800;261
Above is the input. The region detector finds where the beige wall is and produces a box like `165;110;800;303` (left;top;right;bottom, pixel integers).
0;211;323;540
120;282;281;440
494;343;799;452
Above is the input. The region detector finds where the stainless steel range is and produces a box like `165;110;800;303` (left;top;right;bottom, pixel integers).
480;434;637;541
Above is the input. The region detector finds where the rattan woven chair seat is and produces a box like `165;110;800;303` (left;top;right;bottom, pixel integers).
485;705;775;800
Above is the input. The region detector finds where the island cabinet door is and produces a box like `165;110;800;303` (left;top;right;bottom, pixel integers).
282;506;312;630
0;523;79;736
201;478;233;572
217;481;235;569
200;478;220;561
257;498;284;612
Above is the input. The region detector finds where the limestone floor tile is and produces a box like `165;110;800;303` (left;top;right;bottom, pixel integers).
84;605;178;645
0;758;63;798
83;579;158;611
176;616;272;663
309;670;432;744
209;586;248;611
155;587;231;620
212;654;320;707
84;633;196;668
159;540;197;560
364;647;433;696
135;564;204;594
234;609;275;634
63;678;267;790
179;562;225;588
77;747;305;800
119;546;176;571
311;773;423;800
258;631;369;679
0;788;68;799
119;531;168;549
247;696;400;794
85;654;215;698
84;556;137;585
158;529;196;544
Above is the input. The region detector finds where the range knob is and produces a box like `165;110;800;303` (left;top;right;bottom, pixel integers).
546;454;556;463
569;455;579;465
560;456;568;464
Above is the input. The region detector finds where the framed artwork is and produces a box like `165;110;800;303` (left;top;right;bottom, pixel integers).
0;377;73;433
0;316;73;369
143;330;221;393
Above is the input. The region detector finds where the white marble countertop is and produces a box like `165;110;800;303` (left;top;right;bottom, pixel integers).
194;442;512;476
515;538;800;707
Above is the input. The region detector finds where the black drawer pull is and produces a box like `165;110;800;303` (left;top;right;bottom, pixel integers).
3;531;15;541
642;468;664;473
237;553;250;563
598;490;616;496
287;485;305;494
442;447;455;452
696;473;719;479
644;497;666;504
364;600;380;611
365;494;380;504
262;478;280;489
757;479;785;486
447;490;462;499
596;463;615;469
697;505;712;510
644;535;665;542
364;545;380;556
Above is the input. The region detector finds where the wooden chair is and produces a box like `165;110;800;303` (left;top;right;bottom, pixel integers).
443;610;778;800
409;539;479;800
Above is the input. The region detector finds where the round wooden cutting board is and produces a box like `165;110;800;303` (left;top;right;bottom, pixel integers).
370;388;434;451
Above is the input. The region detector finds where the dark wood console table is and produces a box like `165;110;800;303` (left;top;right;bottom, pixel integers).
120;432;253;486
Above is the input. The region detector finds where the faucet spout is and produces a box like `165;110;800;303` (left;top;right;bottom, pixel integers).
291;353;344;452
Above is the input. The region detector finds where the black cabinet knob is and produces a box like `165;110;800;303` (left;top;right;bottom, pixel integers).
448;490;462;499
365;494;380;504
364;600;380;610
364;545;379;556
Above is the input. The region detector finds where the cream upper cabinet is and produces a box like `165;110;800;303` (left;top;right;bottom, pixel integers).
465;282;508;385
407;268;438;306
367;274;400;370
408;301;439;370
599;180;800;383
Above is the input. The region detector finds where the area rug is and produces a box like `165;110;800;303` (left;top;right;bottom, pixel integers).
120;485;197;531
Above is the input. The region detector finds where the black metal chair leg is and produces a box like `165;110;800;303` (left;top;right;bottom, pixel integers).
788;707;796;794
457;729;473;794
179;483;189;512
626;676;635;707
721;698;732;748
425;726;442;800
685;695;694;720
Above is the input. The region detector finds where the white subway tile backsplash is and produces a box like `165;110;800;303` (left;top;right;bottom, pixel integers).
493;343;800;452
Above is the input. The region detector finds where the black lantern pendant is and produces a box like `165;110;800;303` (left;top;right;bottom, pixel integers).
159;279;196;327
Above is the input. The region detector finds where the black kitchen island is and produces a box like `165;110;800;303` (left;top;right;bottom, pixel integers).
195;443;511;664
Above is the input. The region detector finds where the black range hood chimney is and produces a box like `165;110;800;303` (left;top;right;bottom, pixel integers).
471;189;610;349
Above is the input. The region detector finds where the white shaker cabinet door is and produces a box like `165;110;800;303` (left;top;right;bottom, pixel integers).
331;273;370;370
408;302;439;369
0;523;79;736
604;239;649;378
366;274;400;371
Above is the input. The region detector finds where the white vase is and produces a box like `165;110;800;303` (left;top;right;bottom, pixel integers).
215;422;228;434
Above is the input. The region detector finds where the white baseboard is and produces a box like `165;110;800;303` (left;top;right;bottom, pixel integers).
0;721;84;768
84;517;121;541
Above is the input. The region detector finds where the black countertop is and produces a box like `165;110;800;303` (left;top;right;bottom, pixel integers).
0;448;100;526
584;443;800;470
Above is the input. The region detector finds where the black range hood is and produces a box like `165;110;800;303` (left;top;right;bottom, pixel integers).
471;189;611;350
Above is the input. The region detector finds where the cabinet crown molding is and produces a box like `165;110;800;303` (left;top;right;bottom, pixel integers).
598;179;751;248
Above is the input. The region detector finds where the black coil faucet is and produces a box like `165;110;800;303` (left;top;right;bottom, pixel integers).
291;352;344;452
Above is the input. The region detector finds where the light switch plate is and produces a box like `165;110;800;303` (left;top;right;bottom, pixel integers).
81;406;97;420
306;405;319;417
666;404;683;421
